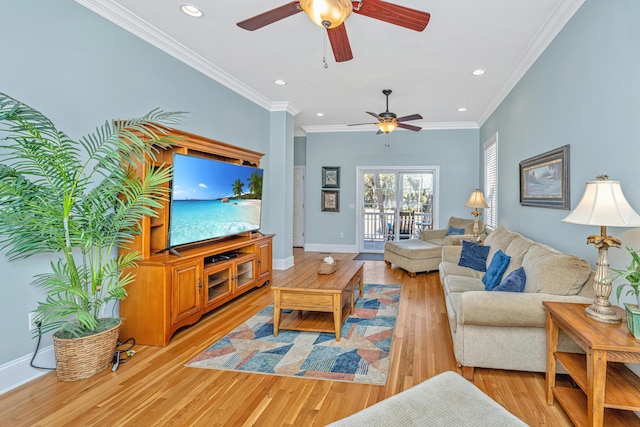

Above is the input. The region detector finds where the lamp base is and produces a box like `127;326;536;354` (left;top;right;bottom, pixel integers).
584;302;622;324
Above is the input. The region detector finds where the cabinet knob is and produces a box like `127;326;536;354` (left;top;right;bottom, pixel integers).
198;278;203;289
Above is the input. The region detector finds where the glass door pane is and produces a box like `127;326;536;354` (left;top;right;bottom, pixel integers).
363;172;395;252
400;173;434;238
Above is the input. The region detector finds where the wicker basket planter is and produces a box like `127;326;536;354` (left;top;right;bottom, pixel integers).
53;320;121;382
318;261;337;275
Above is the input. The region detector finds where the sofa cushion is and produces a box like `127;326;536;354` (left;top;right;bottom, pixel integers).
502;235;536;276
447;225;466;236
444;275;485;296
458;240;490;272
483;227;518;266
447;216;482;235
493;267;526;292
521;244;591;295
482;250;511;290
439;261;484;284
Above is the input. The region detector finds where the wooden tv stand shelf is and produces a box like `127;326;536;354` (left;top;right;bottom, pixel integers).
543;301;640;427
119;127;274;346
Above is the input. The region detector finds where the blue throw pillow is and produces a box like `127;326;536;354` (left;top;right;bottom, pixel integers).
458;240;490;272
446;225;466;236
493;267;526;292
482;250;511;290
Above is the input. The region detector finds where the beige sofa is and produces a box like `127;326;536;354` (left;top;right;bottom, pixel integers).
384;216;484;277
439;226;596;380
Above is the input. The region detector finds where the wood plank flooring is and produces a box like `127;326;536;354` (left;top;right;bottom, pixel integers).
0;249;573;426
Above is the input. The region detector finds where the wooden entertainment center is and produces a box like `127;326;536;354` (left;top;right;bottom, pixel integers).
119;128;274;347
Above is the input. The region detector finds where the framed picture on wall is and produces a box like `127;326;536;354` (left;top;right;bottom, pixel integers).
322;166;340;189
519;145;570;209
321;190;339;212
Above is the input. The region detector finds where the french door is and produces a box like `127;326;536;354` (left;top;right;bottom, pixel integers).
356;166;439;253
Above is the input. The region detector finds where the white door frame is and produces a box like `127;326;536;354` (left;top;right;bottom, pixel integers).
355;165;440;253
293;166;306;247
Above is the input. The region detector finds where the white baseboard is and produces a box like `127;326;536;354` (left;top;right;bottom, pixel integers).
0;345;54;396
273;256;294;271
303;243;358;253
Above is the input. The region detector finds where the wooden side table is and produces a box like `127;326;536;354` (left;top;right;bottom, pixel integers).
544;301;640;426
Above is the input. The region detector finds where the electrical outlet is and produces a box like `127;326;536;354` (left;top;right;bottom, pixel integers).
340;232;344;238
28;312;38;331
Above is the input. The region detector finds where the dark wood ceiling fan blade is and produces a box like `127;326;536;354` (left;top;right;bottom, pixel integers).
237;2;302;31
327;24;353;62
348;122;377;126
397;122;422;132
397;113;423;122
354;0;430;32
366;111;380;119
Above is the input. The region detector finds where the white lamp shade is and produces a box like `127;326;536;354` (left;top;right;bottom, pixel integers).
562;179;640;227
465;189;489;209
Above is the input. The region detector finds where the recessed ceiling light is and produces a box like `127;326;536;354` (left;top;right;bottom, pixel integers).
180;4;203;18
472;69;486;76
458;107;467;112
316;113;324;117
274;79;287;86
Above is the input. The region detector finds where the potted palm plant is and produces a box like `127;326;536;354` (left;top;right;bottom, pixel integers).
0;92;183;380
613;247;640;339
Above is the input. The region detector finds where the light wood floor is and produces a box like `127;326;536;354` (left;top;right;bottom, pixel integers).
0;249;572;426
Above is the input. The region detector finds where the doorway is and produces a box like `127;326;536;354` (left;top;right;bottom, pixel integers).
356;166;439;253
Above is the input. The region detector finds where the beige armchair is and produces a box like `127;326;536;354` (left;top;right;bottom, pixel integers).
420;216;487;247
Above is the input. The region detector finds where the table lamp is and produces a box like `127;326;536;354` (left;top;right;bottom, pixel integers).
465;189;489;240
562;175;640;323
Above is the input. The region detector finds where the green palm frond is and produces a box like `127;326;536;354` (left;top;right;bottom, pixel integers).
0;91;186;336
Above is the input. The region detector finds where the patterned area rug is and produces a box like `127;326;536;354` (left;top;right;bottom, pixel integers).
186;284;401;385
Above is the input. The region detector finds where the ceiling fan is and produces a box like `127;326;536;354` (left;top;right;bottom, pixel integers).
349;89;423;134
236;0;430;62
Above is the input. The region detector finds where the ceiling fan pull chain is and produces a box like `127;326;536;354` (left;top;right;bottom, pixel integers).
322;29;328;69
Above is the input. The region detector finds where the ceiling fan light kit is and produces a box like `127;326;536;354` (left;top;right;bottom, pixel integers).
377;120;397;133
237;0;430;63
349;89;423;137
299;0;353;29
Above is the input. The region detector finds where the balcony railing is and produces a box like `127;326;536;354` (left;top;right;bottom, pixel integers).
363;211;432;244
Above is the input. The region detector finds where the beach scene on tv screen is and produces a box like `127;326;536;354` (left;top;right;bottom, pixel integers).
169;155;263;246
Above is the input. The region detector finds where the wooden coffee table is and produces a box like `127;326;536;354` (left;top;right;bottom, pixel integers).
272;259;364;341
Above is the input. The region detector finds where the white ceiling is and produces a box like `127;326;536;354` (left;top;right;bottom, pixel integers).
77;0;585;135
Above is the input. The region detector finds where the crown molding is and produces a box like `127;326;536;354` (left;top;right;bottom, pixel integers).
301;121;478;134
77;0;583;131
271;101;301;116
75;0;276;111
477;0;585;126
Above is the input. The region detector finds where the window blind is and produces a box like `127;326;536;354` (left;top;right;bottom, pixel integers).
483;133;498;229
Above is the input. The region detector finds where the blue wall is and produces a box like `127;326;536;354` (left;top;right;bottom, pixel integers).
0;0;280;383
304;128;480;247
480;0;640;304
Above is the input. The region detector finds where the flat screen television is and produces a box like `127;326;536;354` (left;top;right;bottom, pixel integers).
165;153;263;251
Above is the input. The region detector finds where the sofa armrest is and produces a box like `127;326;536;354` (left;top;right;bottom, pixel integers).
458;291;594;328
442;245;463;263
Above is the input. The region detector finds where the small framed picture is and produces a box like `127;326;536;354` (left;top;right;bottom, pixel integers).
322;166;340;189
321;190;339;212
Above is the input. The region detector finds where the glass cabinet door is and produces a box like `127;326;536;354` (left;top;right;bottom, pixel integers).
204;264;233;307
235;257;255;291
